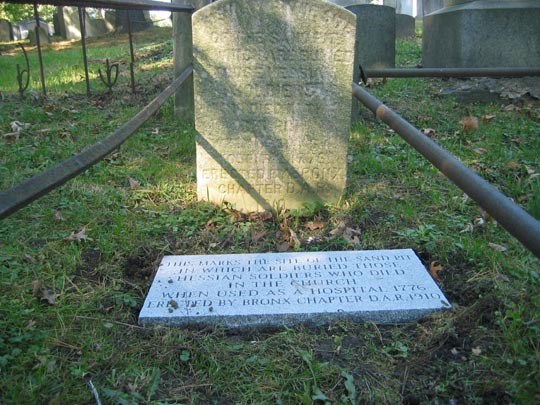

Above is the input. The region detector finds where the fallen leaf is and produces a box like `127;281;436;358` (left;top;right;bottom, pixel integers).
10;120;30;132
471;347;482;356
451;348;459;356
329;221;347;238
525;166;537;177
277;241;290;252
429;261;443;282
128;177;140;189
488;242;508;252
54;211;66;222
481;114;495;123
511;137;521;145
2;132;20;143
305;220;325;231
64;227;93;242
459;116;479;132
421;128;436;137
343;227;361;246
473;217;485;227
460;223;474;233
248;210;273;222
41;289;59;305
32;280;59;305
289;229;301;248
506;161;521;171
32;280;43;295
474;147;487;154
503;104;520;112
250;230;267;243
151;128;160;135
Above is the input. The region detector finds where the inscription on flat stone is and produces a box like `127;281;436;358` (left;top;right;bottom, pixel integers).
139;249;451;328
192;0;356;212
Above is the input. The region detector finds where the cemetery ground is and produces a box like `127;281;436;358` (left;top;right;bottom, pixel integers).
1;27;539;404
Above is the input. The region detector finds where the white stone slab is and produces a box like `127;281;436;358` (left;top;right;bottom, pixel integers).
138;249;451;329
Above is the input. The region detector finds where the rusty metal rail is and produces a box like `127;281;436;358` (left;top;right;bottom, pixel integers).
363;67;540;79
0;65;193;220
3;0;194;12
352;82;540;259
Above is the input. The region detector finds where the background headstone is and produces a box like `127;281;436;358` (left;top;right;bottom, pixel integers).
28;26;50;46
396;0;416;38
423;0;540;67
57;7;116;40
0;19;13;42
193;0;356;212
423;0;444;15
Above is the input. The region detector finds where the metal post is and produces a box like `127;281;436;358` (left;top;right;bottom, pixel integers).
127;11;136;93
363;67;540;80
352;82;540;259
78;7;91;97
33;2;46;96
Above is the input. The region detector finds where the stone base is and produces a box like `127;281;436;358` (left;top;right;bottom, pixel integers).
348;4;396;69
396;13;415;38
423;0;540;67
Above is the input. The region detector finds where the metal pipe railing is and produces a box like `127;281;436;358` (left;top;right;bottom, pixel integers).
363;67;540;79
352;82;540;259
3;0;194;12
0;65;193;220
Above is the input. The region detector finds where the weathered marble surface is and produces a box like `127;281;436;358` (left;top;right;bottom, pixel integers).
193;0;356;212
139;249;451;329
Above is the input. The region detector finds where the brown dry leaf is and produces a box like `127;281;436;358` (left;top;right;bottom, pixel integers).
506;161;521;171
54;211;66;222
2;131;20;143
481;114;496;123
503;104;520;112
248;210;273;222
421;128;436;138
277;241;290;252
32;280;43;295
474;147;487;154
128;177;140;189
459;116;479;132
305;220;325;231
343;227;361;246
511;137;521;145
64;227;93;242
41;289;59;305
488;242;508;252
329;221;347;238
250;230;267;243
429;261;443;282
289;229;301;248
32;280;59;305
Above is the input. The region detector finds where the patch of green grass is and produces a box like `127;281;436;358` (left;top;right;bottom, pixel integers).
1;28;539;404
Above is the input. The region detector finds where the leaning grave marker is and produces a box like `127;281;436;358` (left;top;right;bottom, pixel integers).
139;249;451;328
193;0;356;212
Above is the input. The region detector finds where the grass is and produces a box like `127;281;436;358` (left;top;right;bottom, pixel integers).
1;25;539;404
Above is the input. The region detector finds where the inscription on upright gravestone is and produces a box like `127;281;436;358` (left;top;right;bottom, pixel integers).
139;249;451;329
192;0;356;212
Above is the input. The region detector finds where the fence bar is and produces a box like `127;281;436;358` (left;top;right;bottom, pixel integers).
363;67;540;79
352;82;540;259
78;7;91;97
0;65;193;220
33;2;46;96
126;11;136;93
3;0;194;12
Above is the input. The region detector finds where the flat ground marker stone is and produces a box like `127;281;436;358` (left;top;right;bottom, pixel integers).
193;0;356;212
139;249;451;329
